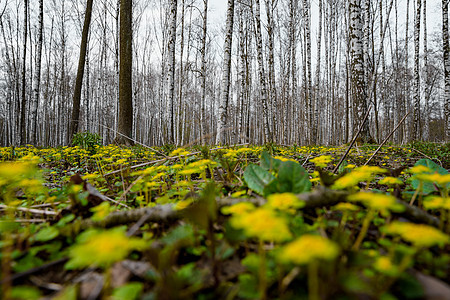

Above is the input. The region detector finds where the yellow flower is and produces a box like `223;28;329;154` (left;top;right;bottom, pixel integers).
356;165;387;174
279;235;340;264
310;155;333;168
423;196;450;210
221;202;255;215
66;228;148;269
0;162;35;181
230;208;292;242
383;221;449;248
179;168;201;176
332;172;370;189
273;156;297;163
373;256;398;276
378;177;403;186
409;165;431;174
267;193;305;212
236;147;253;154
332;166;386;189
332;202;360;212
348;192;404;212
145;182;160;188
223;149;238;158
170;148;190;157
174;198;194;210
231;190;248;198
90;202;111;221
415;173;450;187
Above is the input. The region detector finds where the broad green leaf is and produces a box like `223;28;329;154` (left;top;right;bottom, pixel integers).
112;282;143;300
34;226;59;242
260;151;281;171
277;161;312;194
411;159;450;194
243;164;275;196
10;286;41;300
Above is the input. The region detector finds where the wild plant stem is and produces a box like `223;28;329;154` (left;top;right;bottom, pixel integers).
308;260;320;300
258;240;267;300
352;209;375;251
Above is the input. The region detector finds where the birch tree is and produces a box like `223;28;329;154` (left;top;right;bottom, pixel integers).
423;0;429;140
252;0;271;143
31;0;44;145
349;0;371;141
20;0;29;145
313;0;322;145
199;0;208;143
166;0;177;144
303;0;312;144
265;0;277;141
216;0;234;144
443;0;450;141
413;0;421;140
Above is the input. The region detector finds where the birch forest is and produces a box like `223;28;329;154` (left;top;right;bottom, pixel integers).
1;0;449;146
2;1;450;298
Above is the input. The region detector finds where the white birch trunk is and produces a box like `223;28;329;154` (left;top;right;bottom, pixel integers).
252;0;271;143
216;0;234;145
413;0;421;140
265;0;277;142
349;0;370;141
443;0;450;141
423;0;429;140
200;0;208;144
166;0;177;144
31;0;43;145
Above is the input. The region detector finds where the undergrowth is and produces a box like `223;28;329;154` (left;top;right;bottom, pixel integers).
0;143;449;299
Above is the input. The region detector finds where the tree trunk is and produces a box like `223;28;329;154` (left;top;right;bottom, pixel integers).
31;0;44;145
252;0;272;143
313;0;322;145
443;0;450;141
423;0;429;140
166;0;177;144
216;0;234;145
349;0;371;142
20;0;29;145
200;0;208;144
303;0;312;144
116;0;133;145
265;0;277;142
413;0;421;140
69;0;94;144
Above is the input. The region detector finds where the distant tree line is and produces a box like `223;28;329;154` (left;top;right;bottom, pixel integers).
0;0;448;146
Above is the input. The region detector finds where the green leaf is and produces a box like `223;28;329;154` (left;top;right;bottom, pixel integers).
34;226;59;242
260;151;281;171
53;285;77;300
160;224;195;246
10;286;41;300
277;161;312;194
238;274;260;299
411;159;450;194
112;282;143;300
243;164;275;196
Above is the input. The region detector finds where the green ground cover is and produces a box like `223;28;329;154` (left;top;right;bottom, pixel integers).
0;142;449;299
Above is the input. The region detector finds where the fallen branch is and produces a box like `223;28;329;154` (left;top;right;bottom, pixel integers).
0;205;58;216
333;106;372;174
364;111;411;166
64;187;440;232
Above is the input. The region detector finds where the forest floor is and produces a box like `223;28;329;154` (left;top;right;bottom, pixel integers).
0;141;449;299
